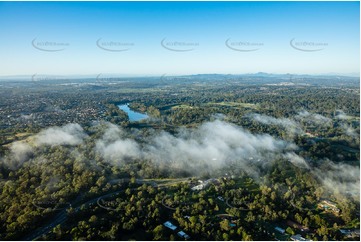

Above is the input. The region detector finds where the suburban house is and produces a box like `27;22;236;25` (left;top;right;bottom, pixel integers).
217;196;224;201
191;178;220;191
163;221;177;231
287;220;310;232
291;234;312;241
191;184;204;191
339;229;360;238
275;226;285;234
318;200;340;214
177;231;190;239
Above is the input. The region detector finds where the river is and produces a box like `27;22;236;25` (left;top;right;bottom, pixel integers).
117;104;149;121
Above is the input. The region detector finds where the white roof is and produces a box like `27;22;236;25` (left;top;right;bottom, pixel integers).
178;231;186;236
291;234;311;241
177;231;190;239
163;221;177;230
191;184;204;190
275;226;285;233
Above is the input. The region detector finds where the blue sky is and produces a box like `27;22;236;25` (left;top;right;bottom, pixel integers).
0;1;359;76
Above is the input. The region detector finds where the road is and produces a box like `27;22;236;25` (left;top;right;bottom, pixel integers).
23;178;188;241
23;189;128;241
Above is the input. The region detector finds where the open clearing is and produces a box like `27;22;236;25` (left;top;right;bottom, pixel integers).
206;102;258;109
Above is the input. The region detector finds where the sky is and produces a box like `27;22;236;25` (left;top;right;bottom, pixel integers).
0;1;359;77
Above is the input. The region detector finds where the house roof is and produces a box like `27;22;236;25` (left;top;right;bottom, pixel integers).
291;234;312;241
164;221;177;230
177;231;190;239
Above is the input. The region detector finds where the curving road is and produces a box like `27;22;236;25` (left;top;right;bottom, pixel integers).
23;178;188;241
24;190;128;240
23;179;155;241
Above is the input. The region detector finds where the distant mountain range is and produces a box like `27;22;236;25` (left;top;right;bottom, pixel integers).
0;72;359;81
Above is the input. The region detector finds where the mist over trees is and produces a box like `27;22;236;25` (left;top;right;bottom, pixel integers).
0;76;359;240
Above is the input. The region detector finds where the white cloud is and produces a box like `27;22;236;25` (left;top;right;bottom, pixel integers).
295;111;332;126
247;113;303;136
35;123;87;146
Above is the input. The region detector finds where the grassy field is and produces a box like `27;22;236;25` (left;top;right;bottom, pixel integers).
171;104;195;110
3;132;33;147
108;88;165;93
206;101;259;109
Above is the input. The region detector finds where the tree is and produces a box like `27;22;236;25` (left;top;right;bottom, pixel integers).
333;223;338;230
153;225;164;240
303;217;310;227
50;224;64;240
286;227;295;235
189;216;197;226
295;213;303;224
270;191;277;201
220;219;230;231
245;212;255;223
125;188;131;196
223;232;230;240
89;215;98;223
317;225;328;237
242;231;252;241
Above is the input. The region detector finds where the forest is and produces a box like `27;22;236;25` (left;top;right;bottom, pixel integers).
0;74;359;240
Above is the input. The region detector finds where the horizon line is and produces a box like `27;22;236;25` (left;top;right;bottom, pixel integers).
0;72;359;80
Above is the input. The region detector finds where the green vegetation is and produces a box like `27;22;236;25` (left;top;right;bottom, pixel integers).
0;75;359;240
